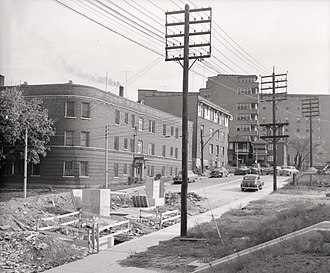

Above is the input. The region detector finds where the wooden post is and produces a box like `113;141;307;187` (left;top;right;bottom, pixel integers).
96;223;100;253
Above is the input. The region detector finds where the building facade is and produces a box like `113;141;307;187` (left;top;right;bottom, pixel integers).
138;90;231;173
199;74;259;165
0;83;193;187
259;94;330;169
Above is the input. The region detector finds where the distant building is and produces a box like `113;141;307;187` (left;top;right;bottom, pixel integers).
199;74;259;165
138;89;231;172
259;94;330;169
0;83;193;187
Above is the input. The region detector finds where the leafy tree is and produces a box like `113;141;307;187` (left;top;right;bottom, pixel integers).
0;87;55;167
288;134;326;170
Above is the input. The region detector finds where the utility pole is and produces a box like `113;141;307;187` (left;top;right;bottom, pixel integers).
105;125;109;189
302;98;319;168
24;128;28;198
260;67;288;191
165;5;212;237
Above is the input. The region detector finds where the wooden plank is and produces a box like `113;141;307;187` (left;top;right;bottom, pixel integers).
38;222;81;232
162;215;180;223
40;211;80;221
99;228;129;244
161;210;179;216
98;220;129;232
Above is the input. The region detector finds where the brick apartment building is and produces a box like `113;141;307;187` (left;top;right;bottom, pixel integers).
199;74;260;166
259;94;330;169
0;83;193;187
138;90;231;172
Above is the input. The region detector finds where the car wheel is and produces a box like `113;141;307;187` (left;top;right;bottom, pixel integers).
241;188;244;191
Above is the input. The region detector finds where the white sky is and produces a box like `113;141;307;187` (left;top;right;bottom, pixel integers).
0;0;329;101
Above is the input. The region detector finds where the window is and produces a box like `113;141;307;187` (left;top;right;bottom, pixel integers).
229;143;233;149
170;147;174;157
162;145;166;157
209;128;213;137
243;144;247;150
209;144;213;154
220;147;225;156
216;130;219;140
123;163;128;175
216;145;220;155
31;163;40;176
114;163;119;177
81;132;89;147
175;128;179;139
171;126;174;136
114;136;119;150
64;161;74;176
221;131;225;141
170;167;173;176
130;139;135;152
175;148;178;159
163;124;166;136
148;143;155;155
149;120;155;133
124;113;129;124
81;102;90;118
148;165;154;177
65;131;74;146
138;117;144;131
162;166;165;176
124;138;128;150
131;114;136;129
268;144;273;150
115;110;120;125
80;162;89;177
137;140;143;154
65;102;75;117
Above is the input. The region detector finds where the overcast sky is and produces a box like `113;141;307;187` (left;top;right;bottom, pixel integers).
1;0;329;101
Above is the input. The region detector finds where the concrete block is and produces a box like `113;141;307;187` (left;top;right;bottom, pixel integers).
71;189;83;209
80;189;111;216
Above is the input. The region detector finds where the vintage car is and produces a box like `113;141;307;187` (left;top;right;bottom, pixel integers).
280;166;299;176
173;170;198;184
240;174;264;191
209;167;229;178
234;166;250;175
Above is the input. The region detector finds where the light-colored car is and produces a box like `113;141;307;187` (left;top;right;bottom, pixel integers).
280;166;299;176
173;170;198;184
240;174;264;191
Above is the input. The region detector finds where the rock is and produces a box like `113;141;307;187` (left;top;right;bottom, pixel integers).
0;225;11;230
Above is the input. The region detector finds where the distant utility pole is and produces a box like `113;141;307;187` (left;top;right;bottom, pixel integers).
165;4;212;237
302;97;320;168
260;67;288;192
105;125;109;189
122;71;130;97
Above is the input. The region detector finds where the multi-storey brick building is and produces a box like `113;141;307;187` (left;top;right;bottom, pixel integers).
199;74;259;165
259;94;330;169
0;83;193;187
138;90;231;172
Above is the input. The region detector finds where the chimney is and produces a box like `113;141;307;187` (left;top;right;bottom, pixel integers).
119;85;124;97
0;75;4;87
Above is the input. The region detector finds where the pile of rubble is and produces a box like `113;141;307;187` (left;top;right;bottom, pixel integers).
0;230;89;273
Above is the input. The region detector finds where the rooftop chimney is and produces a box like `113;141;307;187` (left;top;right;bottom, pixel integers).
119;86;124;97
0;75;4;87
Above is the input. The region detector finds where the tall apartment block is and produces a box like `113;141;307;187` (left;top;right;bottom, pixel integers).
199;74;259;166
138;90;231;172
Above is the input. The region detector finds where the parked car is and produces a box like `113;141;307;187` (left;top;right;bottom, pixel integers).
250;163;262;175
280;166;299;176
240;174;264;191
209;167;229;178
234;166;250;175
173;170;198;184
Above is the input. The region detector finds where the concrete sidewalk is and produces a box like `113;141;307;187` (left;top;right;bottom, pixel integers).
45;184;282;273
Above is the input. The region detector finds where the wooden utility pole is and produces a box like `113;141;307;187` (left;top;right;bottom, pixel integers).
24;128;28;198
260;67;288;191
302;97;320;168
165;5;212;237
105;125;109;189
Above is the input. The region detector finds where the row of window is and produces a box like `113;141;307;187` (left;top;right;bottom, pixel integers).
237;103;258;110
236;113;258;121
237;87;258;95
198;104;229;126
236;124;258;132
238;77;256;83
208;144;225;156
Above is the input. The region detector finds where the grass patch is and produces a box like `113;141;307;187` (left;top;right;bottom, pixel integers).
120;189;330;272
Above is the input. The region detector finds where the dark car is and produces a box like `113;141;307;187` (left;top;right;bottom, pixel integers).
240;174;264;191
209;167;229;178
173;171;197;184
234;166;250;175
